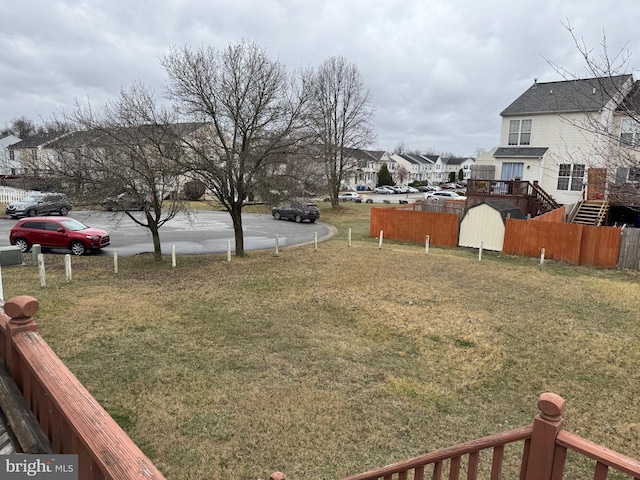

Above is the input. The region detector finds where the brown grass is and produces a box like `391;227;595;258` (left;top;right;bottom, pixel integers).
3;202;640;479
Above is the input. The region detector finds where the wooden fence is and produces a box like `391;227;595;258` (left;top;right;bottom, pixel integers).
619;228;640;269
369;207;459;247
341;392;640;480
0;296;167;480
503;219;622;268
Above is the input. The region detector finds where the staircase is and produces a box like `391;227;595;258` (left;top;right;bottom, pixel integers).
571;200;609;226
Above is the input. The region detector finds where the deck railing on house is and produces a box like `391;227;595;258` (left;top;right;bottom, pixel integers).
0;295;167;480
340;392;640;480
466;179;560;217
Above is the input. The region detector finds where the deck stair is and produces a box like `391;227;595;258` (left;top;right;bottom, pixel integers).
571;200;609;226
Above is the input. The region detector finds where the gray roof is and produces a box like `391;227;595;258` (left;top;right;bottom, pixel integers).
501;75;633;116
442;156;472;165
494;147;548;158
9;131;68;149
469;200;524;223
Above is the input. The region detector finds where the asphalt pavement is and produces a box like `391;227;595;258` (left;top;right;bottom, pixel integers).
0;209;336;257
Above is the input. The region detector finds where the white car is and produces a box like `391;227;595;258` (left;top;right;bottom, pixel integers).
374;186;395;194
406;186;419;193
338;192;363;202
424;191;467;200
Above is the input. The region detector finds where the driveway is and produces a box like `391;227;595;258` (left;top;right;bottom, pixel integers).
0;210;335;257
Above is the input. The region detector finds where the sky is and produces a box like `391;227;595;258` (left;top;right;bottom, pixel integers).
2;0;640;157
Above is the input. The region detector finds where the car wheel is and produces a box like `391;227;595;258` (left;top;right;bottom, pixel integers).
273;212;281;220
310;219;316;223
295;215;302;223
59;206;69;216
70;241;87;256
14;238;30;253
27;208;37;217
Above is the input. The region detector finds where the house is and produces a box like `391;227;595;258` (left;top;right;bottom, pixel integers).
475;75;640;223
458;200;524;251
341;149;393;190
0;134;22;175
433;156;475;184
8;130;69;176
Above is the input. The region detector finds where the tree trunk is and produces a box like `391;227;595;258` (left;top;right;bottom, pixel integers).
230;202;245;257
147;212;163;262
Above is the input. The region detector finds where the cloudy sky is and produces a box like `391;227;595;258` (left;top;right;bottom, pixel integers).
2;0;640;156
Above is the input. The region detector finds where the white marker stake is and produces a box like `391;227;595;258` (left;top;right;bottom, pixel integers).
540;248;545;270
274;234;279;256
314;232;318;252
378;230;384;249
348;228;352;247
479;242;483;262
425;235;430;255
64;254;72;282
38;253;46;287
172;245;176;267
114;249;119;274
227;240;232;262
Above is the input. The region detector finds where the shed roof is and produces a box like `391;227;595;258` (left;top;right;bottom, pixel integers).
468;200;524;224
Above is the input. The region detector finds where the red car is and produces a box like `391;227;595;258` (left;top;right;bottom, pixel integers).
10;216;110;256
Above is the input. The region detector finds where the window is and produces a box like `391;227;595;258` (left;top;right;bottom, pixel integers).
619;118;640;146
630;167;640;182
31;148;38;161
9;150;15;161
557;164;585;191
508;119;532;145
501;162;524;180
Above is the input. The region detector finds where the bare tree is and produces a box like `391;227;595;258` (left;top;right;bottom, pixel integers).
308;56;376;208
161;41;311;256
395;165;410;185
546;23;640;209
52;82;191;262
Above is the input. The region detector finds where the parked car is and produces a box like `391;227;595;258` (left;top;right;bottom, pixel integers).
102;192;151;211
392;185;408;194
338;192;362;202
5;193;72;218
374;186;395;194
424;191;467;200
406;186;419;193
272;201;320;223
9;216;110;255
418;185;441;192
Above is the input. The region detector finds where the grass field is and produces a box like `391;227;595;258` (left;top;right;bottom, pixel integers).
2;202;639;479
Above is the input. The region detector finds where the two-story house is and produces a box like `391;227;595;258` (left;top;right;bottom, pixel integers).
476;75;638;210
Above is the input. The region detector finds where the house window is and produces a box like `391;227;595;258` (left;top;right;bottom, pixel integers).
508;119;532;145
619;118;640;146
630;167;640;182
557;164;585;191
9;150;15;161
31;148;38;161
501;162;524;180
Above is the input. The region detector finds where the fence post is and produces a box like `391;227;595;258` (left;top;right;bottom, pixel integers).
3;295;40;379
523;392;566;480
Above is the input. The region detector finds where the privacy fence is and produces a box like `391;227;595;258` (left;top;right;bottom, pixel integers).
369;203;637;270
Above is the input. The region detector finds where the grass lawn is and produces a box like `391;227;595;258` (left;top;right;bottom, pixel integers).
2;202;639;479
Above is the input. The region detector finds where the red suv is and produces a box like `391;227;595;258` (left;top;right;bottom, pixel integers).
10;217;110;255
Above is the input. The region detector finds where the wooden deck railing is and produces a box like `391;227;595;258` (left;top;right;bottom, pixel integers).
341;392;640;480
466;179;560;217
0;295;167;480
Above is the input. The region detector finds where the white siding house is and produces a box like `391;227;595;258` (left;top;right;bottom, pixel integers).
475;75;637;205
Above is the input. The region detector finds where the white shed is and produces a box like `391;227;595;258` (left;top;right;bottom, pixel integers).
459;201;524;251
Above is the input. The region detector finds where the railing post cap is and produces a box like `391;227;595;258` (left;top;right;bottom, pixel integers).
270;472;285;480
4;295;39;324
538;392;565;420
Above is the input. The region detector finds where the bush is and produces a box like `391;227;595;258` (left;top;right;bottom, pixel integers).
182;180;206;201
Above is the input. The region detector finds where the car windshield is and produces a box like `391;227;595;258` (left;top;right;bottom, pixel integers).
19;194;44;202
60;219;89;231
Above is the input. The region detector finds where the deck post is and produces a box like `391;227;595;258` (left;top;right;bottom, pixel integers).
523;392;566;480
3;295;39;382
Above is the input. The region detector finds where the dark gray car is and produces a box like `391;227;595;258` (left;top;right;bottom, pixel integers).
5;192;73;218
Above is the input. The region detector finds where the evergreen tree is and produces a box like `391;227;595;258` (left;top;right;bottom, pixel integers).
377;164;393;186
